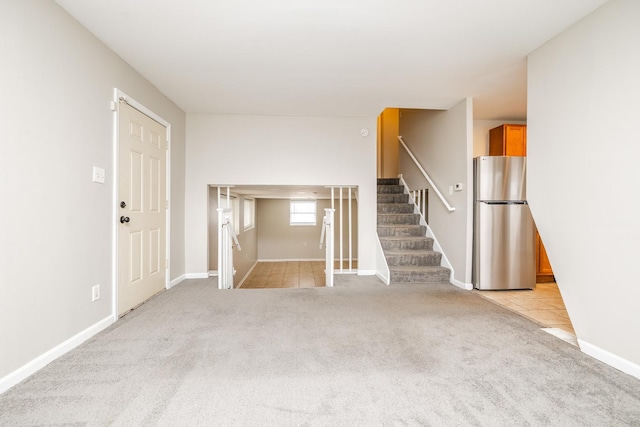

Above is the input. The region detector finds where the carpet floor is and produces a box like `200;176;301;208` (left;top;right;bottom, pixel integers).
1;276;639;426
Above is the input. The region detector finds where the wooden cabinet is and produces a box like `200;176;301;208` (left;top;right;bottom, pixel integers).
536;232;555;283
489;124;527;156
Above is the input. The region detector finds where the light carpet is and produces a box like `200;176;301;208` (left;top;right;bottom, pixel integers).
1;276;639;426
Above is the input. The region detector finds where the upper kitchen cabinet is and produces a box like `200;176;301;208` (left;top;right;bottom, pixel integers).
489;124;527;156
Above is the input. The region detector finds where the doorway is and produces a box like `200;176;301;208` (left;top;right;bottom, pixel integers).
116;96;169;316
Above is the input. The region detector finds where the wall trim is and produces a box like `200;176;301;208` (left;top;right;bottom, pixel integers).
168;274;186;289
257;258;325;262
0;316;114;394
375;271;390;285
185;273;209;279
450;278;473;290
578;339;640;380
357;270;376;276
237;261;259;288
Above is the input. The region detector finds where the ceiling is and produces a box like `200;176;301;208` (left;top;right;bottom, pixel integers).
54;0;608;120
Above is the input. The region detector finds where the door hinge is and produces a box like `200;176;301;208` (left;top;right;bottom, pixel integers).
166;259;169;268
165;200;169;209
165;141;169;150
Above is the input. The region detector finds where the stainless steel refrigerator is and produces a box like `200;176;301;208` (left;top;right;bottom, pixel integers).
473;156;536;290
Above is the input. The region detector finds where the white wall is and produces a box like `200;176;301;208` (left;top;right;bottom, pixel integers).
398;99;474;286
186;114;377;275
0;0;186;385
528;0;640;373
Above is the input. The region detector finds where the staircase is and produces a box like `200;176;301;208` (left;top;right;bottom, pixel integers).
377;178;451;283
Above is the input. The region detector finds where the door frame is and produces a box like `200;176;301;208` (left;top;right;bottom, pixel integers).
112;88;171;321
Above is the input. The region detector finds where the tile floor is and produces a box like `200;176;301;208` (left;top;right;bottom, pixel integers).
240;261;358;289
475;282;575;336
240;261;326;288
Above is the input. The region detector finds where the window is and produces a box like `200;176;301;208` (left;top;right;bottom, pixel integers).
244;198;255;231
290;200;316;226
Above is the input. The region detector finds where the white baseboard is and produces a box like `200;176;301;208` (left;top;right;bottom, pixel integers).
357;270;376;276
450;278;473;290
167;274;186;289
185;273;209;279
375;271;391;285
578;339;640;380
0;315;114;394
236;261;258;288
257;258;325;262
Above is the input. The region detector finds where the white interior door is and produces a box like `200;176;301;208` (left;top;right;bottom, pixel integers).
118;102;167;316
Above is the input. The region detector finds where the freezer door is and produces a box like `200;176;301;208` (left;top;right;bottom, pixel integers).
474;156;527;201
473;202;536;290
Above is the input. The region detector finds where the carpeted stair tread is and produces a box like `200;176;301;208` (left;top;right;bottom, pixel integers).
377;213;420;225
377;203;415;213
389;266;452;283
377;224;427;237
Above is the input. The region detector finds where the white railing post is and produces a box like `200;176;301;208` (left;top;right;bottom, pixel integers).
217;207;240;290
324;208;335;287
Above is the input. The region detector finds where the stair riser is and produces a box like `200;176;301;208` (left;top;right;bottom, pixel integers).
377;178;400;186
380;239;433;251
385;253;442;267
377;226;426;237
377;214;420;225
377;194;409;204
390;269;451;283
377;204;415;214
377;185;404;194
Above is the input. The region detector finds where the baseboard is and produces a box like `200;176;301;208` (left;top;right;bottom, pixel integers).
167;274;186;289
357;270;376;276
375;271;391;285
236;261;258;288
0;315;114;394
578;339;640;380
185;273;209;279
450;278;473;290
257;258;325;262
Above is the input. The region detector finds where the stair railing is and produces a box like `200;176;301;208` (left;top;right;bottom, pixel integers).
398;136;455;212
217;207;241;290
325;186;358;274
319;208;335;287
410;188;429;223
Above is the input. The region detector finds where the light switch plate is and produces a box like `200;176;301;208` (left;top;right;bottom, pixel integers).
93;166;105;184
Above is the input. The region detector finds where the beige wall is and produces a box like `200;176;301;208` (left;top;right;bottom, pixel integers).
398;100;474;287
0;0;186;383
207;188;258;286
528;0;640;373
256;198;358;261
185;114;376;276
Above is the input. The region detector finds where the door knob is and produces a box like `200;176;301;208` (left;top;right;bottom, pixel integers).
120;201;126;208
120;216;130;224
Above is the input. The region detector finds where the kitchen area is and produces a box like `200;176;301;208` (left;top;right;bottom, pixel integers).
472;124;574;340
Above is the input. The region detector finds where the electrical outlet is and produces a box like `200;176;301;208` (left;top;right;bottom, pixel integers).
92;284;100;302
